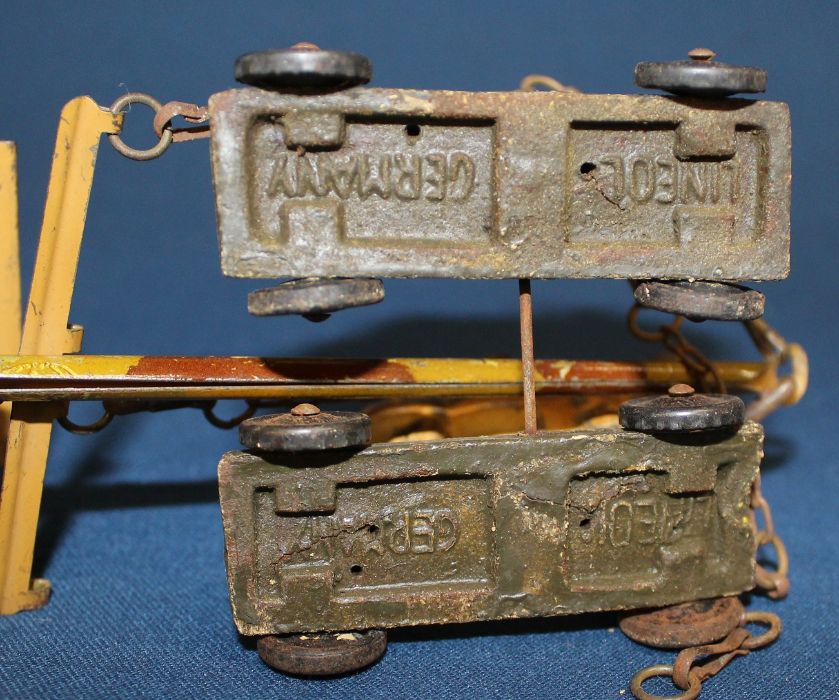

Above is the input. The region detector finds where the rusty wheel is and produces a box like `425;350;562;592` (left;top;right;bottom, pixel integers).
235;44;372;92
619;384;744;433
619;597;745;649
257;630;387;676
239;404;371;452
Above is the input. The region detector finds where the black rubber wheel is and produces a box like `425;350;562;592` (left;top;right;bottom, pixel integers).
257;630;387;676
239;409;371;452
635;58;766;97
620;385;744;433
235;47;372;92
248;278;384;318
634;280;764;322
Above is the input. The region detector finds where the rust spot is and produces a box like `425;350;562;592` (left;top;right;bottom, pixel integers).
619;597;744;649
126;356;415;384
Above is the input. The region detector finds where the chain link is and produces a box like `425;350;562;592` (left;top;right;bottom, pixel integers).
57;405;114;435
202;400;260;429
750;476;790;599
631;612;781;699
108;92;208;160
56;400;263;434
108;93;174;160
152;100;210;143
627;304;725;393
625;303;793;697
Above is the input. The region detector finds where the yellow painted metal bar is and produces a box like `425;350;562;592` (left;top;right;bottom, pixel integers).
0;98;122;615
0;354;768;402
0;143;21;355
0;143;22;482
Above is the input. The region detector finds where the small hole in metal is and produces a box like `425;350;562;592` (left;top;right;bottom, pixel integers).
405;124;421;137
580;162;596;174
350;564;363;575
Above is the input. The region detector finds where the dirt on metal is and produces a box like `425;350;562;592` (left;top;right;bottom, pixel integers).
209;87;790;282
218;424;762;636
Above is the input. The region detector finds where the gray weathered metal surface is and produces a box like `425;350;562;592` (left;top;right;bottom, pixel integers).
218;423;761;636
209;87;790;282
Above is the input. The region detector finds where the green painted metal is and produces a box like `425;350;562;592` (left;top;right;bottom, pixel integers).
219;423;761;636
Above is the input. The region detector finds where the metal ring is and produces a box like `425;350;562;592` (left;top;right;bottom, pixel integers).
630;665;701;700
57;405;114;435
741;612;782;650
108;93;174;160
202;400;259;430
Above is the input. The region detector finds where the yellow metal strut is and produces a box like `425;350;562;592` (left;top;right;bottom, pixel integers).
0;97;122;614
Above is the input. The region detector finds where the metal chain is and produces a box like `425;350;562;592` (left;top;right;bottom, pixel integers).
631;612;782;700
625;306;796;698
750;476;790;599
108;92;209;160
56;399;262;434
152;101;210;143
627;304;726;393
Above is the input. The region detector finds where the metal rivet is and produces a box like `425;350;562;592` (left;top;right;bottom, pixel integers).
668;383;696;397
290;41;320;51
688;47;716;62
291;403;321;416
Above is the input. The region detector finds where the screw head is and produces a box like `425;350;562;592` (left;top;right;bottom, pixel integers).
290;41;320;51
291;403;321;417
688;47;716;62
668;383;696;397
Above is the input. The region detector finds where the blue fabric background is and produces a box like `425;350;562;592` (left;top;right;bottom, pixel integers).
0;1;836;698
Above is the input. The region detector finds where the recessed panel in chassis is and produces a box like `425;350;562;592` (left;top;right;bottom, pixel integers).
219;424;761;635
210;88;790;281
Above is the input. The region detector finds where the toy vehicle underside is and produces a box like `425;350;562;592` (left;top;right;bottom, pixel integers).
220;423;761;635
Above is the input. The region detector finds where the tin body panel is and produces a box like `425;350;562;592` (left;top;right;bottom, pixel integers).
218;423;761;635
210;88;790;281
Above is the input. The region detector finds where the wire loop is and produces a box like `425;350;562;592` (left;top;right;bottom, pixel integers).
630;665;701;700
108;92;174;160
202;400;259;430
57;404;114;435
